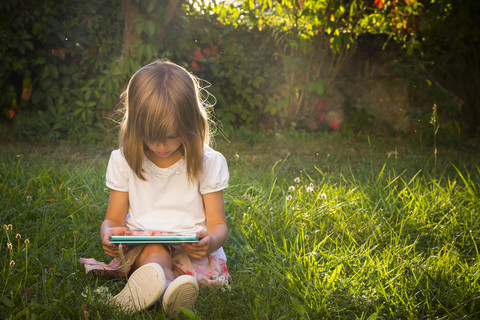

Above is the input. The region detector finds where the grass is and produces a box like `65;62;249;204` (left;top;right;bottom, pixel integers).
1;132;479;319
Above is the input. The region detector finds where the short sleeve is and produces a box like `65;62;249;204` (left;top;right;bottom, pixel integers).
106;149;130;192
199;147;229;194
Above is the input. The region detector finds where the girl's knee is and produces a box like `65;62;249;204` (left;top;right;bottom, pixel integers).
140;244;170;259
136;244;173;267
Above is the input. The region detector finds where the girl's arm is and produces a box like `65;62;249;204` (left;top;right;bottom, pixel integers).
182;190;228;259
101;189;131;257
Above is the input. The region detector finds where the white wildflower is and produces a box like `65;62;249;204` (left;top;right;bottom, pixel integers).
318;193;327;199
288;186;295;192
306;187;314;193
26;195;33;202
286;195;293;201
82;286;113;301
81;287;90;299
215;276;232;292
294;177;300;184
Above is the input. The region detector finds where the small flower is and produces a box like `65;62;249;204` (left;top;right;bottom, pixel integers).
330;120;340;130
191;60;200;73
10;260;15;267
3;224;7;231
8;109;15;119
294;177;300;184
220;283;232;292
306;187;314;193
103;188;109;193
234;153;240;159
288;186;295;192
73;230;79;236
16;233;21;239
318;193;327;199
26;195;33;202
24;239;30;245
7;224;13;231
81;287;89;299
305;235;310;240
7;243;13;250
309;183;314;188
243;194;251;201
286;195;293;201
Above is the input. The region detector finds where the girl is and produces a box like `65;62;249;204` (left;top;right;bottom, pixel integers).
80;60;230;317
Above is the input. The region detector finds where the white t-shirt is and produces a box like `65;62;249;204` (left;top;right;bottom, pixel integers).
106;145;229;234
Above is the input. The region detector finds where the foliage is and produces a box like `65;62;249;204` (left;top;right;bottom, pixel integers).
213;0;372;126
0;0;477;142
418;0;480;134
362;0;480;134
0;0;124;143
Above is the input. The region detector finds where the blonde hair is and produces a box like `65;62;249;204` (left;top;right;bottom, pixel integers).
118;60;210;182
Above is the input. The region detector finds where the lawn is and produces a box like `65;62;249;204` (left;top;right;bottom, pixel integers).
1;132;479;319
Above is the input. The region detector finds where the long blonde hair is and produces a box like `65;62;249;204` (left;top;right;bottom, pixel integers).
118;60;210;182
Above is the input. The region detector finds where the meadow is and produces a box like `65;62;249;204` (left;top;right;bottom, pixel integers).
1;132;479;319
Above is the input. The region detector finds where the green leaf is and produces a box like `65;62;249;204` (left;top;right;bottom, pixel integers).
144;20;155;37
145;0;155;13
41;65;50;79
276;3;283;15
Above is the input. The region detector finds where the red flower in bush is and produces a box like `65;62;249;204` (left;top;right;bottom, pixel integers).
318;112;324;123
191;61;200;73
8;109;15;119
330;120;340;131
317;101;327;112
317;101;327;123
374;0;384;9
192;50;204;61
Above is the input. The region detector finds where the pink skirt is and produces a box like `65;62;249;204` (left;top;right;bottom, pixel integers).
79;232;231;288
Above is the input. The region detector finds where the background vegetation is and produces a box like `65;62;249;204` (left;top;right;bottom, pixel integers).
0;0;479;144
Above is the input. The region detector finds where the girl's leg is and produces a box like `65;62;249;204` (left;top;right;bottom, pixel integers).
133;244;176;284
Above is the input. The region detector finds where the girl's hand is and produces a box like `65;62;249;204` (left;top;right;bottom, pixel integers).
181;231;211;260
101;227;131;257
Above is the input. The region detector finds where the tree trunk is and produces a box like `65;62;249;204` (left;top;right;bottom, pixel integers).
122;0;140;53
160;0;185;38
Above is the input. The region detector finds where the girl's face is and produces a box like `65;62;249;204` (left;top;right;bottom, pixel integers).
144;132;183;161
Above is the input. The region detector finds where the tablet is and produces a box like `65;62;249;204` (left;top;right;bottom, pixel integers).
110;234;199;244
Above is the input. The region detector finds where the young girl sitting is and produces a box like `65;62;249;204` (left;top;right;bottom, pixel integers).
80;60;230;317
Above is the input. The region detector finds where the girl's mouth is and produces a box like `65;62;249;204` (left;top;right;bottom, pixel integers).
156;151;171;157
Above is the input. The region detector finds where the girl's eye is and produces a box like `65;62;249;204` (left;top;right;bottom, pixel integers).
167;135;179;140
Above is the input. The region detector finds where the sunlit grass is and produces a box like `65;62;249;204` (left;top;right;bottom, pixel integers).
1;134;479;319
